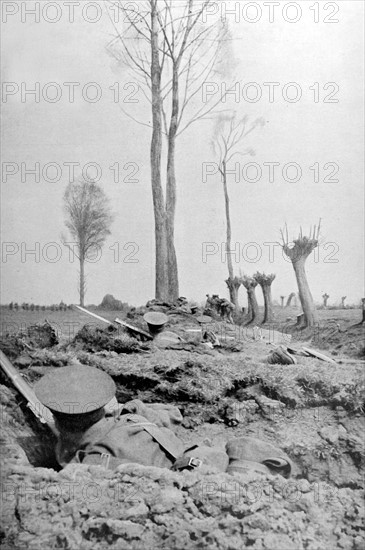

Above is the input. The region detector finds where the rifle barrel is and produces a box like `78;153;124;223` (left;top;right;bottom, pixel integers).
0;350;57;435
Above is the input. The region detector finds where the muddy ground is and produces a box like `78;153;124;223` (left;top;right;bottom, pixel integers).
0;307;364;549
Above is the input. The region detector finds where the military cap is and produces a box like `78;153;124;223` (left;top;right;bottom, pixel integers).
143;311;168;335
34;365;116;414
143;311;168;326
196;315;212;324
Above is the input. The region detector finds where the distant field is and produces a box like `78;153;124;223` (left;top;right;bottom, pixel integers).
0;307;120;341
1;305;362;343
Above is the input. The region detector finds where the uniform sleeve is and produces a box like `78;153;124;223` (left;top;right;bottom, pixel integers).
121;399;182;429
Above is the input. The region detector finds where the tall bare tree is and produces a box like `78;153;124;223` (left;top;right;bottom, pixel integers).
211;114;264;308
107;0;230;302
254;272;276;323
62;180;113;306
280;222;321;327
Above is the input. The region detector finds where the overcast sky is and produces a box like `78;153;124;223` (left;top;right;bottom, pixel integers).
1;0;364;307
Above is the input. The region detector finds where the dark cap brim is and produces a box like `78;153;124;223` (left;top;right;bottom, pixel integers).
34;365;116;414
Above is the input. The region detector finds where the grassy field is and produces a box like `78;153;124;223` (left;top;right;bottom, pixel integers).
1;304;362;342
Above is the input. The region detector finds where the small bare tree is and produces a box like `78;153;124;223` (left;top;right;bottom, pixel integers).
254;272;276;323
62;180;113;306
241;275;259;324
280;222;321;327
211;113;264;308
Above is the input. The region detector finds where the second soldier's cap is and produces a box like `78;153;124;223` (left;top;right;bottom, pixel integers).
34;365;116;415
143;312;168;326
143;312;168;335
196;315;212;324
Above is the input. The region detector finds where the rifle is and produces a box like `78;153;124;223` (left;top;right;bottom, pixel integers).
74;305;153;340
0;349;58;435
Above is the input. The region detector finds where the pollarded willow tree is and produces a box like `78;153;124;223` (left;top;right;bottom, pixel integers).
107;0;231;302
254;272;276;324
62;180;113;306
241;275;259;324
280;222;321;327
286;292;296;307
322;293;329;308
211;113;264;308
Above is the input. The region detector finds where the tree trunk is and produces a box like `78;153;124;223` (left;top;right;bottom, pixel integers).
225;277;240;308
222;161;234;281
79;256;85;307
293;259;318;327
247;300;252;318
150;1;168;301
165;62;179;302
247;288;259;324
280;296;285;308
262;284;274;323
286;293;295;307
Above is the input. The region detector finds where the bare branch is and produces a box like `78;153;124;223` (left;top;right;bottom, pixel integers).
117;104;155;130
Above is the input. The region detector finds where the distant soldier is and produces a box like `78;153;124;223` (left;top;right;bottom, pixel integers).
218;298;235;324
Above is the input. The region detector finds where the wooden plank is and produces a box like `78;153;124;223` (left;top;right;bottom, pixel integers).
302;347;337;364
74;305;113;325
74;305;153;340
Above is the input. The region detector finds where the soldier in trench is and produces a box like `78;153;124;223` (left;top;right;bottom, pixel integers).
33;365;292;477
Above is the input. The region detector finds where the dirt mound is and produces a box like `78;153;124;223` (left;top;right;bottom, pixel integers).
1;460;363;550
99;294;127;311
313;323;365;359
71;326;151;354
0;322;58;359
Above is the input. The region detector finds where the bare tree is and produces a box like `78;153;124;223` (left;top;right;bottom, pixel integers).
322;293;329;308
211;113;264;307
62;180;113;306
107;0;231;302
280;296;285;308
254;272;276;323
241;275;259;324
280;222;321;327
